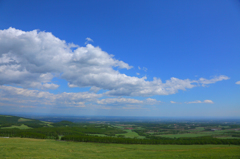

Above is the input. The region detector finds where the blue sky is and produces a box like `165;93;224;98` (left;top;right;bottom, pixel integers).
0;0;239;117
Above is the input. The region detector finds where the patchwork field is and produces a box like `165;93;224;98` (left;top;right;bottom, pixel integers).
0;138;240;159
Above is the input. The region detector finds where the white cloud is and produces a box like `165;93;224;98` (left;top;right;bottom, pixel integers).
187;100;202;104
186;100;214;104
203;100;214;104
42;83;59;89
97;97;160;106
138;66;147;72
0;28;230;96
146;98;157;102
170;101;176;104
85;37;93;45
0;28;131;90
236;81;240;85
198;75;229;86
145;98;160;105
97;98;143;104
136;72;140;75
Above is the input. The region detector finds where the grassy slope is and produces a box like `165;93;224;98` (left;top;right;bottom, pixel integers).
18;118;33;122
113;125;145;138
1;124;32;129
1;138;240;159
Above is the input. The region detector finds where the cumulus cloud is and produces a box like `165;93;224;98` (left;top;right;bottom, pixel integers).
0;28;131;89
0;28;229;96
170;101;176;104
186;100;214;104
236;81;240;85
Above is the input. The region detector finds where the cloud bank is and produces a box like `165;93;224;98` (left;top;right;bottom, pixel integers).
0;85;101;108
0;86;159;110
0;28;229;97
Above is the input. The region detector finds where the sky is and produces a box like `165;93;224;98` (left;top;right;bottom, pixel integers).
0;0;239;117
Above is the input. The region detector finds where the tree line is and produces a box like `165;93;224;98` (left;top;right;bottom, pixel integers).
61;135;240;145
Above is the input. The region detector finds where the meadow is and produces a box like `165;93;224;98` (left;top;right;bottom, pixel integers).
1;137;240;159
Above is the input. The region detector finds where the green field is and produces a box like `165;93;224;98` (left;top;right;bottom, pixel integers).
190;127;205;132
0;138;240;159
115;129;145;139
113;125;125;129
1;124;32;130
41;121;54;127
202;130;233;134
